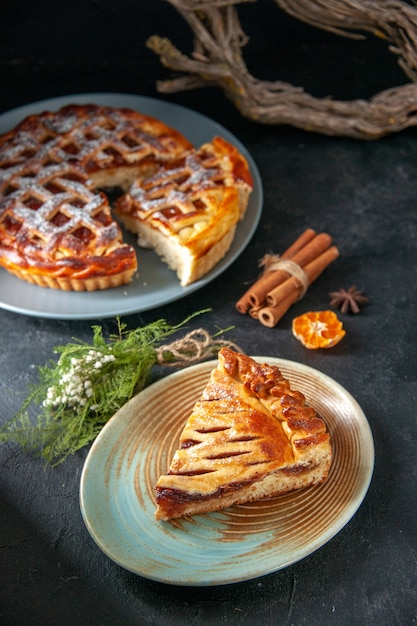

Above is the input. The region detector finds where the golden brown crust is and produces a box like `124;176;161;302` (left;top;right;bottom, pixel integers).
0;104;193;290
155;348;332;521
0;104;192;174
115;136;253;285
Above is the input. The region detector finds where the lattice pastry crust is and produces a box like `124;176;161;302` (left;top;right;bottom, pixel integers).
115;136;253;286
155;348;332;521
0;104;193;291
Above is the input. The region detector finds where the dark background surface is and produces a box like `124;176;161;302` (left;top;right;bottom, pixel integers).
1;1;416;624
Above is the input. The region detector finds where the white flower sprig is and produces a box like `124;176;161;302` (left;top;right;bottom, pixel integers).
43;351;116;411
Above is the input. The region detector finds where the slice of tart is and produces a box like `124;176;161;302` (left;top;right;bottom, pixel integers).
155;348;332;521
115;136;253;286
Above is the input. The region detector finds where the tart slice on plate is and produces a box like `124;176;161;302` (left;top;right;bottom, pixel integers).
155;348;332;520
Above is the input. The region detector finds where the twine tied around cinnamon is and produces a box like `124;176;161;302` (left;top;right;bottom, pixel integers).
156;328;242;367
259;254;309;300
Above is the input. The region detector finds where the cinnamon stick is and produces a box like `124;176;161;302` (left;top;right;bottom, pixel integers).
258;246;339;327
266;246;340;307
237;228;316;310
235;292;252;314
247;231;333;307
248;305;262;319
258;293;299;328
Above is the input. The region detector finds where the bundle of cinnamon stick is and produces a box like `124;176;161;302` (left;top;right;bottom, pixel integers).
236;229;339;327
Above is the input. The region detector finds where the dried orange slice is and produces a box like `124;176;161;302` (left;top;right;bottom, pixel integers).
292;310;345;350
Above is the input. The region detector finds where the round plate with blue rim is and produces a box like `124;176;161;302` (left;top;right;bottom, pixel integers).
0;93;263;320
79;357;374;586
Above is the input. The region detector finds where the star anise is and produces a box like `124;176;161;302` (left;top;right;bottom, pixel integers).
329;286;369;314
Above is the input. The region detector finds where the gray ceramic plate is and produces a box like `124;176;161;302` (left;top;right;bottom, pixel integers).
0;93;263;320
79;358;374;586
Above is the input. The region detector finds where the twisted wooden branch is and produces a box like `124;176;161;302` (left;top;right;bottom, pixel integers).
274;0;417;80
147;0;417;139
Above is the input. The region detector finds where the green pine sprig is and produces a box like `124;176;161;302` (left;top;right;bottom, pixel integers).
0;309;222;465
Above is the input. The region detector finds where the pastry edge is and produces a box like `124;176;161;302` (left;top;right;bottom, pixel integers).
155;454;332;521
